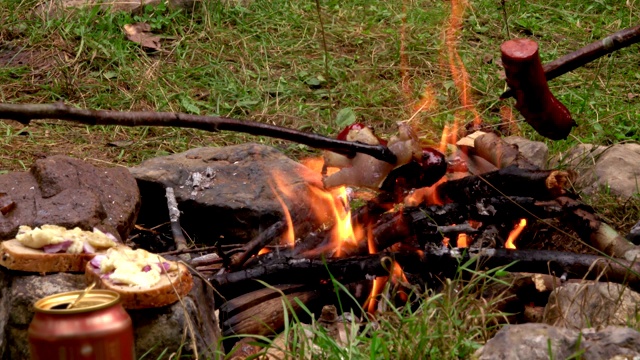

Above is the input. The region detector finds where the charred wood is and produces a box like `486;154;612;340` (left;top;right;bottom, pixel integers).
210;247;640;293
434;166;574;203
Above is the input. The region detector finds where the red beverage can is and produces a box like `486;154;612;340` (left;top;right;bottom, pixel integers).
28;289;135;360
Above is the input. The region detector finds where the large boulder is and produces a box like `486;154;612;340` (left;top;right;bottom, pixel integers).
1;271;220;359
129;143;324;244
556;143;640;198
543;282;640;330
474;323;640;360
0;155;140;241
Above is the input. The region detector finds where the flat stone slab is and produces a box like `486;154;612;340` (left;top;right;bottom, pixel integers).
129;143;324;244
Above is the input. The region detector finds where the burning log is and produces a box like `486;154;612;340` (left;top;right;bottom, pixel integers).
0;102;397;164
501;39;576;140
501;24;640;99
419;166;574;205
210;247;640;293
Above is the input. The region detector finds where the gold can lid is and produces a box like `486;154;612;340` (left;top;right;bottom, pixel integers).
34;290;121;314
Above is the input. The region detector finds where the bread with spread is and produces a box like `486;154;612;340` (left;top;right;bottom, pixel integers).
85;247;193;309
0;225;118;272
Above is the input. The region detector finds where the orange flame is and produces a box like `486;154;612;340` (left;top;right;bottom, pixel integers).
258;247;270;255
301;157;339;176
404;177;446;206
505;218;527;249
391;260;408;284
444;0;481;128
391;261;409;302
400;0;411;107
500;105;519;135
439;125;451;153
457;233;469;248
367;276;387;313
269;180;296;247
307;185;361;256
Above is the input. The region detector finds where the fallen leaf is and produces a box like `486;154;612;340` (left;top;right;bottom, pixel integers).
123;23;161;51
106;140;134;147
628;93;638;101
0;193;16;216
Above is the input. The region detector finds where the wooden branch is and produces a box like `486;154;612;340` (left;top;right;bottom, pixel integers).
501;24;640;99
0;102;397;164
210;247;640;293
550;196;640;261
219;284;323;338
433;165;574;203
165;187;190;261
228;220;289;271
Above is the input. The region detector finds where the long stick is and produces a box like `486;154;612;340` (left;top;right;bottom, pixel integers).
0;102;398;164
501;24;640;99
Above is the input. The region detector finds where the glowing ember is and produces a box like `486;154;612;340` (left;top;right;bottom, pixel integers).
457;233;469;248
505;218;527;249
442;237;450;247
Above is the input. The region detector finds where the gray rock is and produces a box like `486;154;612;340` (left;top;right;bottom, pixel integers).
544;282;640;330
5;273;86;359
129;278;220;359
474;323;640;360
129;143;324;243
1;272;220;359
555;143;640;198
628;220;640;245
0;155;140;241
503;136;549;168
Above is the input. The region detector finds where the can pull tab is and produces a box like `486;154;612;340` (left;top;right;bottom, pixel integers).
67;281;97;310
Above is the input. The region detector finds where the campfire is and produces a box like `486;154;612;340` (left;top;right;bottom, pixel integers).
0;3;639;357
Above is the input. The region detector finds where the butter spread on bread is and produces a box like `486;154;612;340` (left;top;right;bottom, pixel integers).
95;247;178;288
16;225;117;253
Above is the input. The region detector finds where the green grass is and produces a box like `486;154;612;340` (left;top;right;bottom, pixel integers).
219;260;513;360
0;0;638;169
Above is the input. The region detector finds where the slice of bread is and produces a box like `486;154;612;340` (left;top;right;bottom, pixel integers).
0;239;97;273
85;261;193;309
